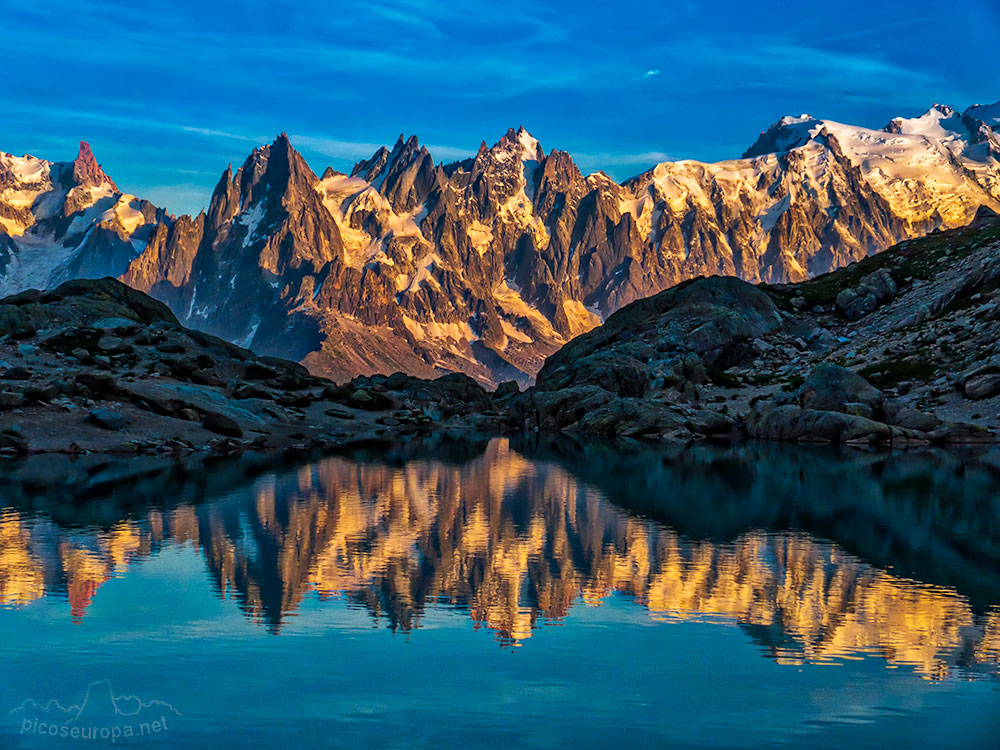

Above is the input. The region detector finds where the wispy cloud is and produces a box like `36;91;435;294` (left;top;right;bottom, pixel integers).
2;0;992;216
181;126;262;142
819;17;931;44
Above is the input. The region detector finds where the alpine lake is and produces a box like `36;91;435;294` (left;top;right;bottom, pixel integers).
0;437;998;748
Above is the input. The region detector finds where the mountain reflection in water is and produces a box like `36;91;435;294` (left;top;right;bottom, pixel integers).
1;438;999;680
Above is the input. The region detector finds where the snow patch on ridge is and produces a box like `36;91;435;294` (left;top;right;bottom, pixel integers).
237;203;266;247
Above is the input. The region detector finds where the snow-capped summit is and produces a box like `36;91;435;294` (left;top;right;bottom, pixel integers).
742;115;823;158
484;126;544;164
965;99;1000;127
515;126;543;163
0;142;164;296
884;104;965;139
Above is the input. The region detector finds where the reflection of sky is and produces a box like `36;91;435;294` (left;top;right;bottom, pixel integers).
2;1;999;215
1;548;999;749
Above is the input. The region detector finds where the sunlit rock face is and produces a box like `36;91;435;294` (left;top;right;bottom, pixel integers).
5;100;1000;386
122;111;1000;386
1;440;998;680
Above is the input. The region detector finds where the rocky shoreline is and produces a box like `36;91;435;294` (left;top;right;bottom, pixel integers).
1;212;999;458
509;210;1000;445
0;278;505;458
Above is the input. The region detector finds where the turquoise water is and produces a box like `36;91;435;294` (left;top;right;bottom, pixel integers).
1;439;998;748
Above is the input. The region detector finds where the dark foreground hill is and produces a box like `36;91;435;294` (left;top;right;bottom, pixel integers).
2;211;1000;455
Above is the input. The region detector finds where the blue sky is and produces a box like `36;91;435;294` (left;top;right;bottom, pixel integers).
3;0;999;215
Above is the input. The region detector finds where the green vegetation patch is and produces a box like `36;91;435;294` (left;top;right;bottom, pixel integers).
857;356;939;389
763;221;1000;312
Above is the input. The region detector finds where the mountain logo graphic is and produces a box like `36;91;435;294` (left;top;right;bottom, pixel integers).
11;680;181;742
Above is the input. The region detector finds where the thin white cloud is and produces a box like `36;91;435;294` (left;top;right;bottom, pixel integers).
181;126;262;142
643;69;660;79
820;17;931;44
575;150;673;166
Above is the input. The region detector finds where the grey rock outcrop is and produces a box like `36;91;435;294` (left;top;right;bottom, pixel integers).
835;268;897;320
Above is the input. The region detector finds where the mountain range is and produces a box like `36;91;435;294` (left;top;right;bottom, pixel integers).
3;99;1000;385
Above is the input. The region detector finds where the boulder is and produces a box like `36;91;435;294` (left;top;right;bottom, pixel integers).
687;409;735;436
964;373;1000;400
202;412;243;437
0;430;29;453
190;368;224;387
835;268;897;320
324;407;355;420
0;391;25;409
1;367;31;381
536;277;782;395
85;408;128;431
882;400;941;432
797;364;883;413
97;335;124;352
494;381;520;400
574;398;686;439
746;404;892;443
75;372;120;396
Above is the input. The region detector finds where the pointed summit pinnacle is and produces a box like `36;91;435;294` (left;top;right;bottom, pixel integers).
73;141;118;191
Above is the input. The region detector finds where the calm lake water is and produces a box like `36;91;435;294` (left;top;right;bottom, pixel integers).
0;438;998;748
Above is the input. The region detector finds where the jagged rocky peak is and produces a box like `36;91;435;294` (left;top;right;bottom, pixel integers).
70;141;118;191
349;134;439;212
352;134;423;185
351;145;390;183
239;133;315;195
460;126;547;211
482;126;544;164
206;133;320;227
6;98;1000;389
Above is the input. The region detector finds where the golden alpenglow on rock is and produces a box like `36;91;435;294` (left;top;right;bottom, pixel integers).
2;440;998;682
